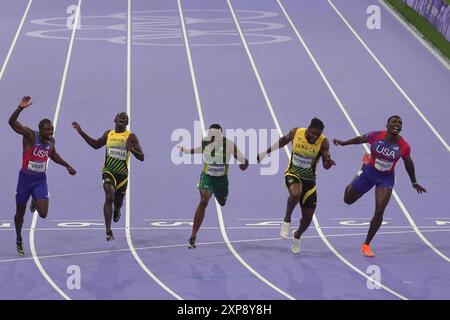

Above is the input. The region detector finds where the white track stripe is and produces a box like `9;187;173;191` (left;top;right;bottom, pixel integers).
30;0;83;301
377;0;450;71
0;0;33;81
327;0;450;152
124;0;182;300
178;0;295;300
281;0;450;264
233;0;406;300
3;228;449;265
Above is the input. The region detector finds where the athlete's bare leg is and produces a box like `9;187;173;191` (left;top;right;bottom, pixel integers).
103;183;115;240
284;183;302;223
113;191;125;222
364;188;392;245
293;207;315;239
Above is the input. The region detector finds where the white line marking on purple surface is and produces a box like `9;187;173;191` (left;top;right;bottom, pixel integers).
179;0;295;300
2;228;449;265
233;0;407;300
327;0;450;152
0;0;33;81
279;0;450;264
377;0;450;70
29;0;83;301
123;0;182;301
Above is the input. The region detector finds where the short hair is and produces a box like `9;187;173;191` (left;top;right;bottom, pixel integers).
387;115;401;123
115;112;128;119
38;119;52;130
209;123;222;131
308;117;324;131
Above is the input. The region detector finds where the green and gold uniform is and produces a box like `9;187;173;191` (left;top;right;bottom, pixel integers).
198;137;230;205
285;128;325;209
102;130;131;195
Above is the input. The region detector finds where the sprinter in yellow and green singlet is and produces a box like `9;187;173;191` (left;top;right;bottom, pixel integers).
179;124;249;249
72;113;144;241
258;118;336;254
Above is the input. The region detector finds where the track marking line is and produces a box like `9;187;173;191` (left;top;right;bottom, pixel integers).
124;0;182;300
230;0;408;300
0;0;33;81
279;0;450;264
327;0;450;152
178;0;295;300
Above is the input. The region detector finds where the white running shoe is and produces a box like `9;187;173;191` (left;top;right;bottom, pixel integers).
280;221;291;239
291;230;301;254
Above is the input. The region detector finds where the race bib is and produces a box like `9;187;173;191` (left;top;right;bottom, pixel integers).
374;158;393;172
28;161;46;173
292;153;313;169
108;148;127;161
205;164;226;176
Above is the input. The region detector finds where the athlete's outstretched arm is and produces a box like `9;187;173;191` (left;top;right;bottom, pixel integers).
333;135;368;146
127;134;144;161
8;96;34;140
72;122;108;150
50;143;76;175
402;154;427;194
257;128;296;163
320;138;336;169
178;145;202;154
229;142;248;171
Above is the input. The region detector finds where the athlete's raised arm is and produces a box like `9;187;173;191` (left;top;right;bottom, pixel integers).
8;96;34;141
257;128;297;163
72;121;108;150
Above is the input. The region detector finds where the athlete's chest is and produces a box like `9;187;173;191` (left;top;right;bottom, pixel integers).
371;140;401;160
293;136;320;155
107;132;129;146
29;143;52;159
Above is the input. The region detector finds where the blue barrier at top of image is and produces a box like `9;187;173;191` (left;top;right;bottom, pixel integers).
405;0;450;40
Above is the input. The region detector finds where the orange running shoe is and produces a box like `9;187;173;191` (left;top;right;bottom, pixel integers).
361;244;375;257
362;152;371;165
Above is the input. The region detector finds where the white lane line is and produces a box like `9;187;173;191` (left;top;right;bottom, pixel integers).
29;0;83;301
280;0;450;264
2;225;449;231
3;228;449;264
377;0;450;70
178;0;295;300
0;0;33;81
233;0;406;300
124;0;182;300
327;0;450;152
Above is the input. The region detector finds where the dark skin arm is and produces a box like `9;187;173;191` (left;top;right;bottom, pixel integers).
49;139;77;175
320;138;336;169
403;154;427;193
257;128;296;163
231;143;248;171
72;121;108;150
9;96;35;145
127;133;144;161
333;135;368;146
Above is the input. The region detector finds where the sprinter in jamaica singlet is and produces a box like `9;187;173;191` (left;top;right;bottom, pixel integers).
257;118;336;254
72;113;144;241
